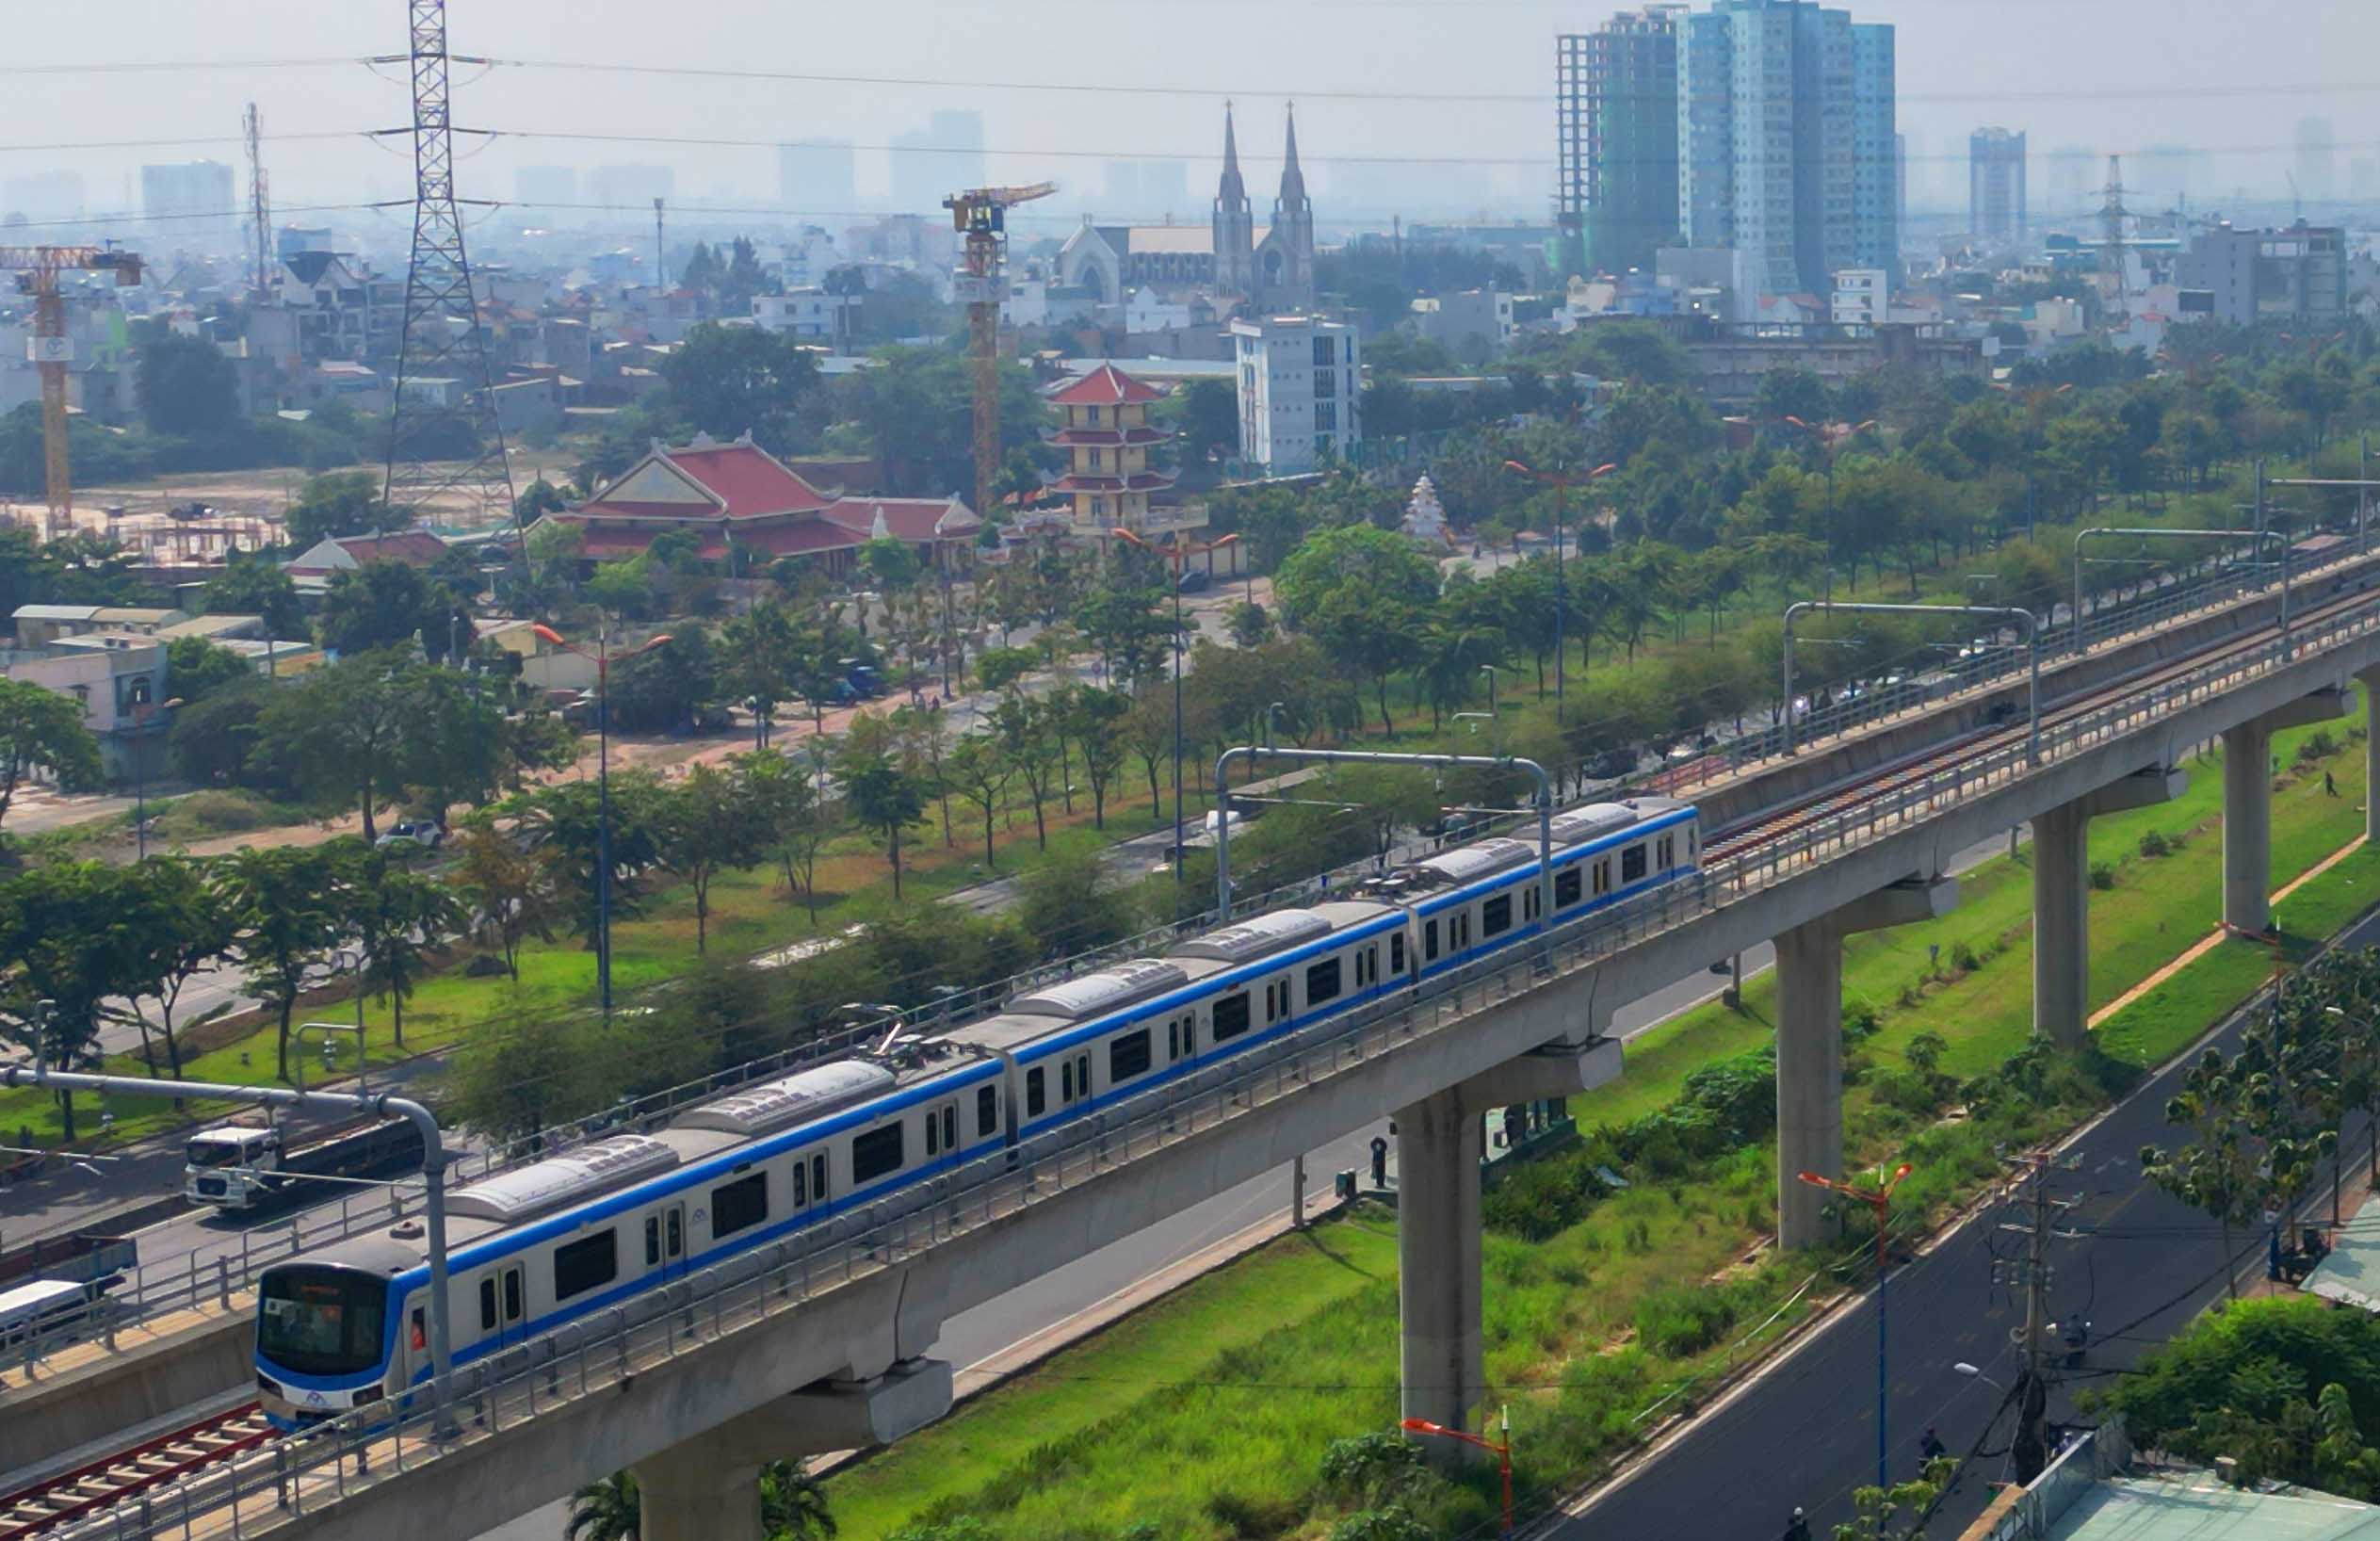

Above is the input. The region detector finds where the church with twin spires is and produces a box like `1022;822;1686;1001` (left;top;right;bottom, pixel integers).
1055;105;1317;315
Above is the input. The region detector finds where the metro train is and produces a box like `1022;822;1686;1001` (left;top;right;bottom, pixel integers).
251;797;1701;1426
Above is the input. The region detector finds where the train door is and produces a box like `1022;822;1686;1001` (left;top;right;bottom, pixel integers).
645;1202;688;1283
476;1262;526;1350
1060;1049;1093;1111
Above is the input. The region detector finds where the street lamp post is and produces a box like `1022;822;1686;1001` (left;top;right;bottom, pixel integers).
130;695;185;861
1401;1408;1514;1535
530;622;672;1014
1504;458;1617;726
1783;416;1877;602
1113;527;1239;887
1801;1161;1914;1492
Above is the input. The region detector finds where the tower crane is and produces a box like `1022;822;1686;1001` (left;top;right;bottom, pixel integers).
0;246;143;538
944;181;1055;520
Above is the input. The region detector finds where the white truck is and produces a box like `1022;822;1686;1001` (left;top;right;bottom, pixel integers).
183;1117;425;1211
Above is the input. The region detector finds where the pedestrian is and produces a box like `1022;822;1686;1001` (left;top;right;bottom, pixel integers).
1783;1506;1813;1541
2326;769;2339;797
1920;1424;1947;1464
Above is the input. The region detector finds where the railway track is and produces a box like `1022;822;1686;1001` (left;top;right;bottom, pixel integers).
0;1402;271;1539
1708;573;2380;864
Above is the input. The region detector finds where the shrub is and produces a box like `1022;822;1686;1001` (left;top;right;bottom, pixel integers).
1330;1509;1432;1541
1950;940;1981;973
2139;828;2171;858
2296;728;2341;766
1320;1433;1428;1507
154;787;283;839
2089;862;2116;890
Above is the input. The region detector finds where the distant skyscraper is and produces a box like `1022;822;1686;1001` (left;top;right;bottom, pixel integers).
2296;118;2336;203
1676;0;1895;296
1968;127;2026;239
891;110;986;216
2133;145;2194;211
2045;144;2093;221
140;160;235;242
586;164;675;209
1895;133;1908;232
778;141;856;215
1104;160;1144;214
514;166;578;208
1140;160;1190;220
1555;8;1681;280
1;171;83;224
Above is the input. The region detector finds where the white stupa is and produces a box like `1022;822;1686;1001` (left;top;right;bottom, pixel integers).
1402;474;1450;546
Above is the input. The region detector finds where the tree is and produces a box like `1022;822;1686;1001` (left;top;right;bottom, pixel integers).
0;675;101;833
993;695;1061;849
606;629;722;734
169;678;277;790
108;855;236;1089
198;553;308;639
565;1471;640;1541
257;652;413;840
336;848;460;1049
284;470;399;549
658;322;818;452
839;746;928;899
663;761;758;954
164;635;252;705
2142;1047;2264;1300
1275;526;1439;733
317;560;442;657
1066;687;1130;830
505;772;671;976
858;536;920;592
135;330;241;436
0;862;148;1139
941;731;1012;868
451;821;557;980
454;1009;615;1147
735;749;834;921
223;842;349;1082
760;1459;837;1539
721;601;800;747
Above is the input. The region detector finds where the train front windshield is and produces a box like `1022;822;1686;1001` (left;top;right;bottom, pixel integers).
258;1268;387;1377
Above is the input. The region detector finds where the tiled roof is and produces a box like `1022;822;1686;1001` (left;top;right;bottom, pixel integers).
819;497;981;543
1048;363;1163;407
662;441;834;518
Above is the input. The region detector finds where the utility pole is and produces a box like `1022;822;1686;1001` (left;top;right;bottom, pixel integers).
653;197;666;289
1994;1150;2055;1484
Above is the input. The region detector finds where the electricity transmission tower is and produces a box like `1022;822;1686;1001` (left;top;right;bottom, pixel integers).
242;102;272;302
379;0;514;531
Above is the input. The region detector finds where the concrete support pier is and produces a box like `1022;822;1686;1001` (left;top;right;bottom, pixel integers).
635;1359;954;1541
2223;720;2274;935
1396;1083;1484;1451
1773;876;1958;1248
2224;689;2352;934
2364;670;2380;844
2031;766;2188;1049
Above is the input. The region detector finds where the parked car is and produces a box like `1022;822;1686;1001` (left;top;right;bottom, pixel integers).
1175;569;1211;594
375;820;445;852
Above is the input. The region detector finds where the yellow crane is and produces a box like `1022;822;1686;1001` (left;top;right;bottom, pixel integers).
943;181;1055;519
0;245;143;538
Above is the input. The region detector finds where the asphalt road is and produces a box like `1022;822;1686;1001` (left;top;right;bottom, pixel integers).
1556;912;2379;1541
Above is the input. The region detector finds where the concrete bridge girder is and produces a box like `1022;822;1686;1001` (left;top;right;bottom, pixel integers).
2032;764;2191;1050
636;1359;954;1541
1775;875;1959;1249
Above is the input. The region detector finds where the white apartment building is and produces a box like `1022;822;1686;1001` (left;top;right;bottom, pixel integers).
1830;268;1887;326
1231;315;1362;474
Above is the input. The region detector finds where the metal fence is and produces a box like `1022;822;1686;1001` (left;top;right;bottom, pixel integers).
45;559;2380;1539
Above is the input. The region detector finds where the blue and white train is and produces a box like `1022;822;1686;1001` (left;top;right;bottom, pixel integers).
251;797;1700;1425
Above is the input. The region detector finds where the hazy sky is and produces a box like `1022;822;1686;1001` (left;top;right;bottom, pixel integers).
2;0;2373;245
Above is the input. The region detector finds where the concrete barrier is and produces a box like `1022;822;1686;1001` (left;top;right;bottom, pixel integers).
0;1301;251;1478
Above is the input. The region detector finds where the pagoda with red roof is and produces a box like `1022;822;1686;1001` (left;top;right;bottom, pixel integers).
1045;363;1176;541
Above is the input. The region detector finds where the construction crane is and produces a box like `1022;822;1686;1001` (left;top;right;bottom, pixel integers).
944;181;1056;520
0;246;142;538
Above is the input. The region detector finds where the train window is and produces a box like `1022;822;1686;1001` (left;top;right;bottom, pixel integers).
1658;835;1675;869
1556;868;1583;907
503;1268;521;1322
644;1216;661;1267
1594;858;1611;896
811;1155;828;1205
977;1085;998;1137
411;1306;426;1353
1452;914;1471;949
1424;918;1439;961
1060;1058;1075;1101
1305;958;1341;1005
793;1159;807;1206
926;1110;940;1157
1110;1028;1153;1082
944;1106;957;1151
1166;1020;1179;1061
1075;1054;1090;1102
1481;896;1512;936
1212;992;1251;1041
1688;827;1697;859
666;1209;682;1259
1622;844;1647;882
1027;1067;1046;1115
478;1278;497;1332
553;1231;618;1303
1390;933;1406;973
852;1124;904;1184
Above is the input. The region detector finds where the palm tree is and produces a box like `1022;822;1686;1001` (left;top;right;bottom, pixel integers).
761;1461;838;1538
566;1470;640;1541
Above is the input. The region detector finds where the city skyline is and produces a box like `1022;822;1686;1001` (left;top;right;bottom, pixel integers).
0;0;2370;241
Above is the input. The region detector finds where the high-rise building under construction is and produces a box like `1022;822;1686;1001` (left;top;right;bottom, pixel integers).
1555;8;1682;282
